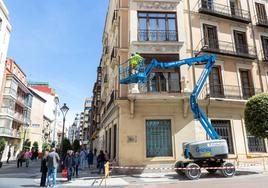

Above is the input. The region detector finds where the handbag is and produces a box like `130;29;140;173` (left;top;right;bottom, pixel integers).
62;168;68;177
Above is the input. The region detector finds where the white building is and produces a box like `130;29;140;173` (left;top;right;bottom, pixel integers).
0;0;11;102
29;87;62;146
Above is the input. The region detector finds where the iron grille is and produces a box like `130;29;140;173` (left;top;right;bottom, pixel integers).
146;120;172;157
211;120;234;154
247;135;266;153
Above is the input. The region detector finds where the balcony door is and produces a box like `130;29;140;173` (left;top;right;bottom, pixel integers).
234;30;248;54
201;0;213;10
209;66;224;98
256;3;267;24
203;24;219;50
261;36;268;60
230;0;242;16
239;69;254;99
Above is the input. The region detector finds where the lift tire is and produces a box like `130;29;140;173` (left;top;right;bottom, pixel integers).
174;161;185;176
220;162;235;177
184;163;201;180
206;169;217;174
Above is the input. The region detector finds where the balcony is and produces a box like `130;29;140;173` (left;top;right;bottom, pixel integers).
204;84;262;100
255;15;268;28
13;112;24;123
4;88;17;98
0;127;20;138
0;107;14;116
198;38;256;59
138;30;177;42
198;0;251;23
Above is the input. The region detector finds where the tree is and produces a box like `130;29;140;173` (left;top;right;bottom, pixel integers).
62;138;72;155
72;139;81;152
244;93;268;138
23;139;31;150
42;143;50;152
0;138;6;162
33;141;39;151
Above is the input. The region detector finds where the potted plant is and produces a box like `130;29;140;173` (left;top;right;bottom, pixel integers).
0;138;6;168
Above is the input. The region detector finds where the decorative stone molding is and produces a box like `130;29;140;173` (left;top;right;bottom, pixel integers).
131;41;183;54
133;0;181;11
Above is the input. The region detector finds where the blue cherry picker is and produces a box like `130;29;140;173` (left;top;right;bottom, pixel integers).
119;54;236;180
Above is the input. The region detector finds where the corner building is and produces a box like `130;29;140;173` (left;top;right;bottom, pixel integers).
90;0;268;167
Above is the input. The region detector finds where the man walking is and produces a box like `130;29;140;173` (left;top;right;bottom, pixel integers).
6;148;11;163
47;148;60;188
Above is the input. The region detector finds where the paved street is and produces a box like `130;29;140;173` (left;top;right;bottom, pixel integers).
0;160;268;187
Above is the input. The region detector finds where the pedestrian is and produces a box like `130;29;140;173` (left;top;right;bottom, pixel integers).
6;148;11;164
40;150;48;187
94;148;97;156
17;150;24;168
64;150;74;181
73;152;80;177
24;149;31;168
79;149;87;170
87;150;94;168
104;150;110;162
47;147;60;188
97;150;105;174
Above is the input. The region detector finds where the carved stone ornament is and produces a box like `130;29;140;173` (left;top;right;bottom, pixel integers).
131;42;183;54
135;0;180;11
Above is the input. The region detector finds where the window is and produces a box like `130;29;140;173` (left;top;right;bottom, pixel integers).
239;69;254;99
201;0;213;10
113;125;117;159
247;134;266;153
109;128;111;159
261;36;268;60
234;30;248;54
203;24;219;50
230;0;242;16
209;66;224;98
140;54;180;93
138;12;177;41
255;3;267;24
32;124;40;128
146;120;172;157
211;120;234;154
147;72;180;93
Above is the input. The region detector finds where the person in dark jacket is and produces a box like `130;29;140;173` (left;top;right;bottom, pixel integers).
64;150;74;181
40;150;48;187
87;150;94;168
73;152;80;177
97;150;105;174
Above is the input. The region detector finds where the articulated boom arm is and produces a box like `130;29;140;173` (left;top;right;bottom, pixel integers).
119;54;220;140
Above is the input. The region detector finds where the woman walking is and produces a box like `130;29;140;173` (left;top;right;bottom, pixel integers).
40;150;48;187
73;152;80;177
64;150;74;181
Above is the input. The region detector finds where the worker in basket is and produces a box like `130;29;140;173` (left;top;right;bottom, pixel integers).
129;53;143;75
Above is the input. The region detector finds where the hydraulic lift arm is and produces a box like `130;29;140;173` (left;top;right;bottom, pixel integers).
119;54;220;140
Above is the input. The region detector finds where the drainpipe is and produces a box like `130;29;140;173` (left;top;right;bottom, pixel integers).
246;0;264;92
187;0;196;87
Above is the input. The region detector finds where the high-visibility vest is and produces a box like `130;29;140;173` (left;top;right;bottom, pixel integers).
130;54;142;67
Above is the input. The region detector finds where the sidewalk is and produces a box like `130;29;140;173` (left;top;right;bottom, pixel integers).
32;163;268;187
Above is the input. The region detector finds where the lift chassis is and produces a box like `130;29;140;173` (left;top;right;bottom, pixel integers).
119;54;235;180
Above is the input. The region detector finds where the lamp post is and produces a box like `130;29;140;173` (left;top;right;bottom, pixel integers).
53;96;59;146
60;103;69;155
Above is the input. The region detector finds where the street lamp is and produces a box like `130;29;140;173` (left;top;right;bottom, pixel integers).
53;96;59;146
60;103;69;153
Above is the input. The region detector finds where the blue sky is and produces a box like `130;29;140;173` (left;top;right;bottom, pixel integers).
4;0;109;126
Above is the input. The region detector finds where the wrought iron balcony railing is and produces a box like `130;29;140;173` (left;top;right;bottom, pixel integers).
138;30;178;42
255;15;268;28
198;38;256;59
198;0;251;23
203;84;262;100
